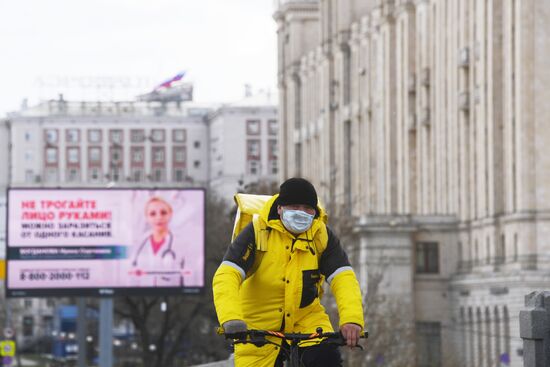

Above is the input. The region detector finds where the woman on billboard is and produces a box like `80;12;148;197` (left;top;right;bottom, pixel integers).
131;196;184;286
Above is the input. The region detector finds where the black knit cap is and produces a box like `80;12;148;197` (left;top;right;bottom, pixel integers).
277;177;318;209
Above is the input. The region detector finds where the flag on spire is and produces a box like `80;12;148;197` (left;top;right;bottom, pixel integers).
154;71;186;90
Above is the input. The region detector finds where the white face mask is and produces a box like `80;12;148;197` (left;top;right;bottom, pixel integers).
281;209;314;234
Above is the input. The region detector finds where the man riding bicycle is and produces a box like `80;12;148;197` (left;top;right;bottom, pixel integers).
213;178;365;367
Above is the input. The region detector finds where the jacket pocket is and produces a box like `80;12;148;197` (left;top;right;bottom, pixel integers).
300;269;321;308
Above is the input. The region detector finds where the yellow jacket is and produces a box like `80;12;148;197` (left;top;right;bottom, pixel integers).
213;194;364;367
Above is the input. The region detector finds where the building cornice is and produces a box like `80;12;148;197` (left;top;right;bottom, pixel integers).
273;0;319;23
354;213;459;233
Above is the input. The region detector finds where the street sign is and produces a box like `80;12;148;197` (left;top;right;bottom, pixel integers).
2;328;14;339
0;340;16;357
2;356;13;366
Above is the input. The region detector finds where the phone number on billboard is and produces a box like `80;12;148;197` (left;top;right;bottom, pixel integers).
19;270;90;281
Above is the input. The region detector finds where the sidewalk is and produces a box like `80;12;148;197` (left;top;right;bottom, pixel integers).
20;358;39;366
191;354;234;367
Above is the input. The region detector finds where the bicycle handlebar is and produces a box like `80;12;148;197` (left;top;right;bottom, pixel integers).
218;326;368;348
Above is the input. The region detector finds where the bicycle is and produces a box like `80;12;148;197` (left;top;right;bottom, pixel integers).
219;327;368;367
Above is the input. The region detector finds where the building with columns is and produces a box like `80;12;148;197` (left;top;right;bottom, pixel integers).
275;0;550;366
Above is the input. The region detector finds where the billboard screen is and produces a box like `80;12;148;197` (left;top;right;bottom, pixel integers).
6;188;205;297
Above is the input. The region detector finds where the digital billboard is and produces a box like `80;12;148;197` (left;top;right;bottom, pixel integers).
6;188;205;297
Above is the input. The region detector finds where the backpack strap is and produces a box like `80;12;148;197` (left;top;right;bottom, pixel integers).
252;214;269;251
247;214;268;277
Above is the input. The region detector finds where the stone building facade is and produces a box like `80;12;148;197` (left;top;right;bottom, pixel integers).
275;0;550;366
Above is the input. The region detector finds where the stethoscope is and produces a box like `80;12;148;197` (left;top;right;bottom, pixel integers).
132;231;176;266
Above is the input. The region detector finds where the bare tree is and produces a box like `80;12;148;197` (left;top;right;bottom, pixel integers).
115;191;234;366
325;205;416;367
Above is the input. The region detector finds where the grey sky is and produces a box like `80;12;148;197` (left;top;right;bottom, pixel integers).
0;0;278;117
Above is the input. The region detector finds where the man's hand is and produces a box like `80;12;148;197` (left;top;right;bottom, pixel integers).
340;323;362;348
222;319;247;338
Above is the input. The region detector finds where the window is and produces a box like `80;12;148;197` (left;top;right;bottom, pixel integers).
25;150;33;162
152;147;165;163
45;148;58;164
43;316;54;336
89;167;100;182
110;129;123;144
88;147;101;164
295;143;302;175
193;160;200;168
342;45;351;104
268;140;278;160
45;168;58;182
269;160;278;175
110;147;123;164
248;160;260;175
66;169;80;182
173;147;186;164
416;322;441;367
110;167;121;182
25;170;34;183
153;168;165;182
247;140;260;159
88;129;102;143
66;129;80;143
45;129;58;144
174;169;184;182
151;129;165;143
131;168;143;182
131;147;144;164
67;147;80;164
268;119;278;135
130;129;145;143
247;120;261;135
24;131;32;142
415;242;439;274
194;141;200;149
23;316;34;337
173;129;186;142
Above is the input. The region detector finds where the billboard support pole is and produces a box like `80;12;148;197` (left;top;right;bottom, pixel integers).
99;298;113;367
5;298;10;328
77;298;87;367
